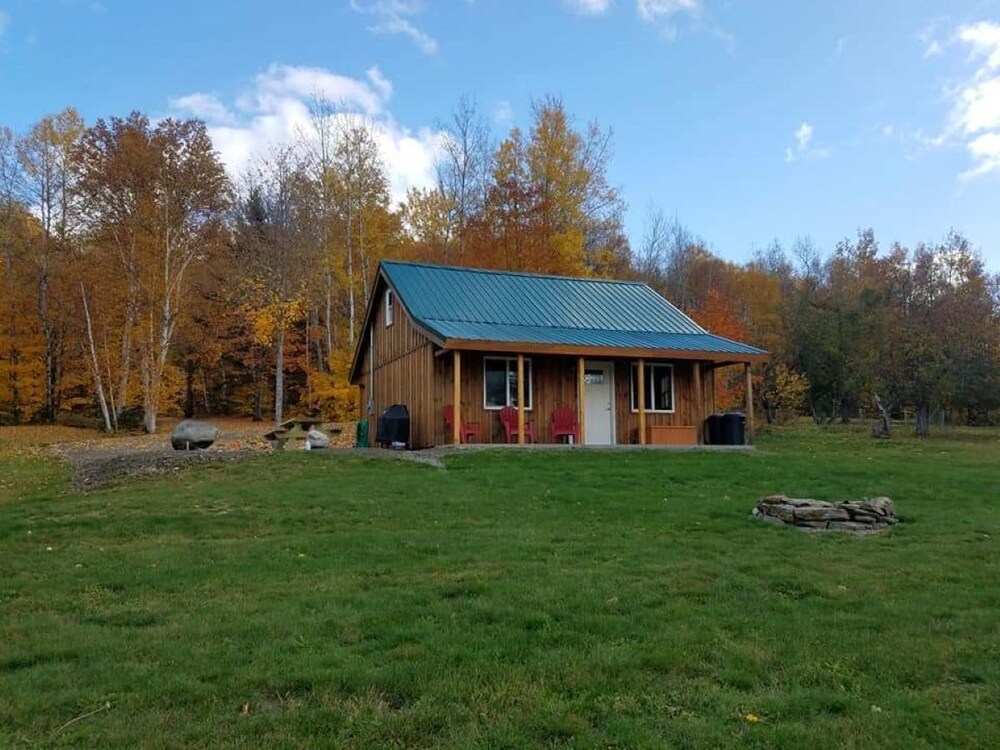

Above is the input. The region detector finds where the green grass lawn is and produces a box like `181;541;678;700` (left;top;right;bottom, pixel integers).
1;424;998;748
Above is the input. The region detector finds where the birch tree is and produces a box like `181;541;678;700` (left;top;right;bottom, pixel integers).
16;108;84;420
76;113;229;433
332;117;388;344
305;97;340;369
234;147;317;426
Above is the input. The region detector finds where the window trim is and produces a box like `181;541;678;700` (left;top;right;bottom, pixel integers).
629;362;675;414
482;356;533;411
385;289;394;327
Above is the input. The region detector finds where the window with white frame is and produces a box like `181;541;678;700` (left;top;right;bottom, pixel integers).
385;290;394;327
630;362;674;413
483;356;532;410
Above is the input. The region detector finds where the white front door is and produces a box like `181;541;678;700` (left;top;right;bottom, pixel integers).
583;361;615;445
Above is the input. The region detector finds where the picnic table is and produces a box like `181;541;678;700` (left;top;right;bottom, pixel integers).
264;418;343;450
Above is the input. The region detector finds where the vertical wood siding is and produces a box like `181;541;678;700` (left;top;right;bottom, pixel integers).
432;353;708;446
355;281;717;447
355;281;437;449
433;354;581;444
613;360;704;444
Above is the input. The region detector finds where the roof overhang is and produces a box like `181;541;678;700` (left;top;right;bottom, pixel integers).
436;338;768;364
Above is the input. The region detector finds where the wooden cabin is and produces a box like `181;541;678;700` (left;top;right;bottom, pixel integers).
349;261;767;448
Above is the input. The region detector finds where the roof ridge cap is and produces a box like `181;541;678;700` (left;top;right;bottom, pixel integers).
382;259;650;287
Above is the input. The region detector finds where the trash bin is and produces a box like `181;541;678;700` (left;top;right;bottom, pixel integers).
355;419;369;448
706;414;724;445
721;412;746;445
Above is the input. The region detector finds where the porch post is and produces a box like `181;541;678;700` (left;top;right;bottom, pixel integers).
577;356;586;445
516;354;526;445
637;358;647;445
452;350;461;445
692;361;703;445
745;362;754;445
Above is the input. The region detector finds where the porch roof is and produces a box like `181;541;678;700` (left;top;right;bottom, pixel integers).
425;321;764;357
381;261;766;362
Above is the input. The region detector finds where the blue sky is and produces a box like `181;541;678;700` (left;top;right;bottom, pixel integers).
2;0;999;268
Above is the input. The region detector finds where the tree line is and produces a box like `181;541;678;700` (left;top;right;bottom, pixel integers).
1;98;997;436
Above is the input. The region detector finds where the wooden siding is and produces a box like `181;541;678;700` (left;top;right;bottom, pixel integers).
432;353;580;445
614;360;705;445
355;280;438;449
430;353;714;446
353;277;720;447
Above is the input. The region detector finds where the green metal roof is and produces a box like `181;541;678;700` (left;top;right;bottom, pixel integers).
380;261;766;357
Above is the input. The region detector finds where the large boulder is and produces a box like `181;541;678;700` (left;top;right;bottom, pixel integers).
753;495;898;534
170;420;220;451
305;429;330;450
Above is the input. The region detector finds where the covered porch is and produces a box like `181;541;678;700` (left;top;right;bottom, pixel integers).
435;345;759;447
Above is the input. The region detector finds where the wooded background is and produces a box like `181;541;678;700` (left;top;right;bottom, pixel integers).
1;98;998;436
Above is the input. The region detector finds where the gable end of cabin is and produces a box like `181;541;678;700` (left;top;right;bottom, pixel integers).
351;273;440;449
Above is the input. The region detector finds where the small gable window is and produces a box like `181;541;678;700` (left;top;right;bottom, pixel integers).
385;290;394;327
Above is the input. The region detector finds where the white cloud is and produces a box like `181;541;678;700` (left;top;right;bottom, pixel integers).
794;122;813;150
964;132;1000;178
350;1;439;56
566;0;611;16
169;65;446;206
924;39;943;58
637;1;721;43
366;65;393;100
637;0;701;23
959;21;1000;69
922;21;1000;179
239;64;387;116
170;93;236;124
954;76;1000;134
785;121;830;163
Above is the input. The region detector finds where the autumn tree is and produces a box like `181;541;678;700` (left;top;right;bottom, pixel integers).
16;108;85;420
233;147;318;425
0;129;45;422
332;116;389;345
75;113;229;433
400;186;454;260
887;234;998;436
483;127;536;270
525;97;626;275
304;96;341;370
690;288;750;410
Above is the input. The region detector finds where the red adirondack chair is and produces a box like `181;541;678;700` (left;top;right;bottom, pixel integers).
550;405;580;444
499;405;534;443
443;404;483;444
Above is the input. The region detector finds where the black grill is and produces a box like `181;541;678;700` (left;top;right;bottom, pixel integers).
376;404;410;449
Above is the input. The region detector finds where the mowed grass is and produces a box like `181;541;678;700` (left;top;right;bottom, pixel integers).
1;425;998;748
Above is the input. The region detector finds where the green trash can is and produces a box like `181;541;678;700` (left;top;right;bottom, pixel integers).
355;419;369;448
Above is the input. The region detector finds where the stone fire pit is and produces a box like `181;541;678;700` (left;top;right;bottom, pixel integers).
753;495;898;534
